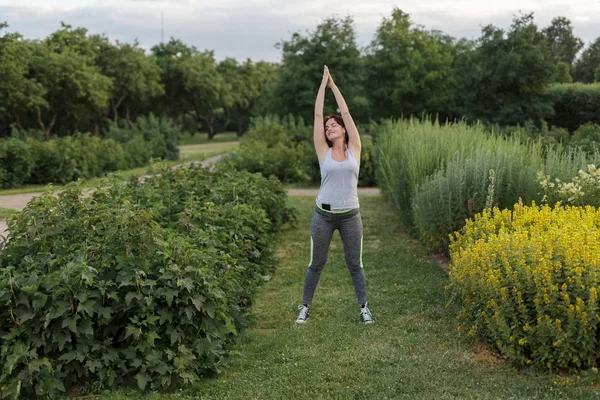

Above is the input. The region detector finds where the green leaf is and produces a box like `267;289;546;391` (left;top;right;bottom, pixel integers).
33;294;48;312
85;359;102;373
203;302;215;319
79;318;94;337
136;373;150;391
162;289;177;306
54;330;71;351
125;325;142;340
98;307;112;321
191;297;203;311
169;329;183;345
145;331;160;347
158;309;173;325
18;311;35;324
77;299;96;316
62;315;79;334
125;292;139;306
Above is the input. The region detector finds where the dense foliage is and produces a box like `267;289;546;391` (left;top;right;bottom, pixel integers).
0;164;294;398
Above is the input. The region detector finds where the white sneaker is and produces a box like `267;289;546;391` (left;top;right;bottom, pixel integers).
296;304;310;324
360;305;374;324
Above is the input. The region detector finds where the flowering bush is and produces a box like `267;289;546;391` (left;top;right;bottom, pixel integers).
449;202;600;370
537;164;600;207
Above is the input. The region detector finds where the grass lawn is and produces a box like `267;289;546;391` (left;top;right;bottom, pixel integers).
0;142;239;196
95;195;596;400
179;131;240;145
0;208;16;220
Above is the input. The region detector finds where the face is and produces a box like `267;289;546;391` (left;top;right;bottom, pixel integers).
325;118;345;142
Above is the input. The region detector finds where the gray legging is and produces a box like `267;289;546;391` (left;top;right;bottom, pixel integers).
302;206;367;306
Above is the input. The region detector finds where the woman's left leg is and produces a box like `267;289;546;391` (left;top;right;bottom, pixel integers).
338;210;367;306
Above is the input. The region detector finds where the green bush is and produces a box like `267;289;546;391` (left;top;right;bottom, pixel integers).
25;135;123;185
105;114;181;167
545;83;600;132
0;138;35;188
568;122;600;154
2;118;174;189
229;140;310;184
0;164;294;398
229;114;377;186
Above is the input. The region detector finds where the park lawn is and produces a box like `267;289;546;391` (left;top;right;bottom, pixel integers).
0;208;16;220
0;142;239;196
96;195;596;400
179;131;239;145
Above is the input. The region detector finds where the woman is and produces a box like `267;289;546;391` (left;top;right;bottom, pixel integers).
296;65;374;324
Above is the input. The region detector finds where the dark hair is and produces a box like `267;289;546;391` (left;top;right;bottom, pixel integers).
324;115;349;147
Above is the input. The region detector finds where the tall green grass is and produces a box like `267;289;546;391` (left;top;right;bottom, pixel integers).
376;118;492;224
376;117;600;251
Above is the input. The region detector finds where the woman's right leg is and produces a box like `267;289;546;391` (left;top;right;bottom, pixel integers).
302;208;335;305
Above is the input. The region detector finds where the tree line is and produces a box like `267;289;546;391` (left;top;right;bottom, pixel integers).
0;8;599;139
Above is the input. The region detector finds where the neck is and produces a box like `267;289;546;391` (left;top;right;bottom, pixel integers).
331;141;346;151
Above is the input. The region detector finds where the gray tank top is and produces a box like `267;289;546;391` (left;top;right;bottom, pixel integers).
316;147;360;210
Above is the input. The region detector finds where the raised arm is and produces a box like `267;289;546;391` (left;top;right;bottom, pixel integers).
328;72;361;160
314;66;330;163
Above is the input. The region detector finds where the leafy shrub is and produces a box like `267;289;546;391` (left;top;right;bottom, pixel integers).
545;83;600;133
0;138;35;188
229;140;310;184
568;122;600;154
104;114;181;166
25;134;126;185
229;114;377;186
0;164;294;398
449;202;600;370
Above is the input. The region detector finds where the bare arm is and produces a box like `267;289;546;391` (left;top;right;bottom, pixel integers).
328;73;361;160
314;66;330;163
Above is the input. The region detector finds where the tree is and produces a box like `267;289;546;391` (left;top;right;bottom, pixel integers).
217;58;277;136
542;17;583;67
554;61;573;83
273;16;366;122
29;24;113;138
456;13;555;126
364;8;458;121
179;51;229;138
95;38;164;123
0;23;45;135
573;37;600;83
151;38;197;120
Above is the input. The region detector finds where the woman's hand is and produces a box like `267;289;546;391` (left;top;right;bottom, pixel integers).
321;65;330;87
327;70;336;89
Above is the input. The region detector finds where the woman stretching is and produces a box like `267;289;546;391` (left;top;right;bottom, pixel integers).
295;65;374;324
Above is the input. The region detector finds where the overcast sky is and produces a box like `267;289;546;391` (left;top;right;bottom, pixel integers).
1;0;599;62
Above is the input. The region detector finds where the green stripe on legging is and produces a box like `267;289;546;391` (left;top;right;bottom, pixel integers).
308;236;314;267
360;235;364;268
